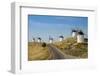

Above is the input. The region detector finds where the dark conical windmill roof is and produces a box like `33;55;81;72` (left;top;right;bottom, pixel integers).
78;31;84;35
38;37;41;40
72;29;77;32
33;38;35;40
59;36;64;38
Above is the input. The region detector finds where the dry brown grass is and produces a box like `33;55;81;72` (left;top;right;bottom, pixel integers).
28;42;50;61
54;37;77;50
54;37;88;58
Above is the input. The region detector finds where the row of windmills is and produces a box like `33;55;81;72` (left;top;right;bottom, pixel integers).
32;37;42;43
32;36;64;43
32;29;86;43
49;36;64;43
72;29;85;43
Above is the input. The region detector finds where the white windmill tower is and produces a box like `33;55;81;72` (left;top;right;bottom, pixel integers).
72;29;77;38
77;30;84;43
59;35;64;41
32;38;35;42
37;37;41;43
49;36;53;43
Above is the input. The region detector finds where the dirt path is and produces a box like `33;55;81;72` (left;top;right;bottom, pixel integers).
47;44;78;59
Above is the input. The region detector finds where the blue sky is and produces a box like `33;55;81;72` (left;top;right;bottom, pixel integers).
28;15;88;42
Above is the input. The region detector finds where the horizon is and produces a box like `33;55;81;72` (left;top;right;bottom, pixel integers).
28;15;88;42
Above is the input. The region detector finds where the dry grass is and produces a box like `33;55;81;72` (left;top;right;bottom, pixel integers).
54;37;77;50
28;42;50;61
54;37;88;58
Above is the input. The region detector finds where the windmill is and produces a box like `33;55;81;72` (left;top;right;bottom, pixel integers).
77;30;85;43
59;35;64;41
37;37;42;43
71;26;78;38
49;36;53;43
32;37;35;42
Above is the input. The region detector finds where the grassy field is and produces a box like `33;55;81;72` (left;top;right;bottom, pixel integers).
28;37;88;61
28;42;50;61
54;37;88;58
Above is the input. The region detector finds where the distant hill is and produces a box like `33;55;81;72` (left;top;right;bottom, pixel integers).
53;37;88;58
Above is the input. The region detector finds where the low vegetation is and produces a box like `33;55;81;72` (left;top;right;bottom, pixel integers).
42;42;47;47
28;37;88;60
28;42;50;61
54;37;88;58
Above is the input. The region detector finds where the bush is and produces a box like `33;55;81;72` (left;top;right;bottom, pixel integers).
42;42;46;47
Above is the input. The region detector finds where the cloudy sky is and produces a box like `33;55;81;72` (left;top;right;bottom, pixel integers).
28;15;88;42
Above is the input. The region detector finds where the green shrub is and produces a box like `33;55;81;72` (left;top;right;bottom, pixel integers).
42;42;46;47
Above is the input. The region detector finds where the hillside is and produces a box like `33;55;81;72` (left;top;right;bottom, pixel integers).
53;37;88;58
